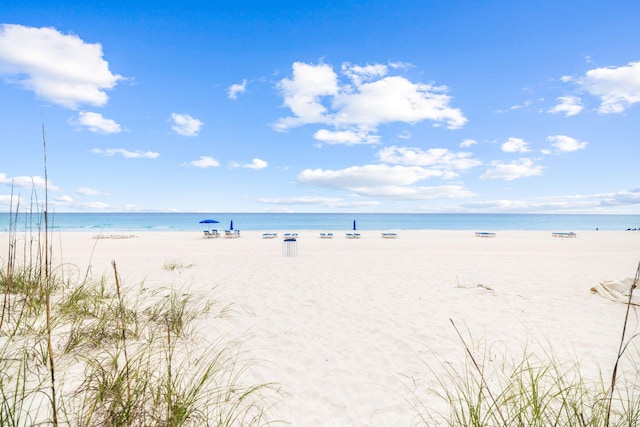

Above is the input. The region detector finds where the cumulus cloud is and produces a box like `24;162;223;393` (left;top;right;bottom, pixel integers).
92;148;159;158
228;79;247;99
313;129;380;145
274;61;466;144
377;146;481;173
460;138;477;148
0;24;122;109
547;135;588;152
190;156;220;168
548;95;583;116
230;158;268;170
0;173;60;191
170;113;203;137
501;137;531;153
578;61;640;113
480;158;544;181
297;164;474;199
73;111;121;134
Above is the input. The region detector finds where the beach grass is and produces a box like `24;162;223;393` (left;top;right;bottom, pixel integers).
0;218;282;426
405;316;640;426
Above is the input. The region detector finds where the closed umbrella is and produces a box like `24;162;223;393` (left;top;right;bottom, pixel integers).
353;220;357;231
229;220;234;230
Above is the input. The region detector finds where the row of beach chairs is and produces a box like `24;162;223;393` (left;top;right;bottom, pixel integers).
203;230;240;239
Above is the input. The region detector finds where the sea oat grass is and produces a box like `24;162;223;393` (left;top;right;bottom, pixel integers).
409;333;640;426
1;239;282;426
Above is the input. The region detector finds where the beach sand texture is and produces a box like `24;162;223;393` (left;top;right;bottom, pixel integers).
6;230;640;425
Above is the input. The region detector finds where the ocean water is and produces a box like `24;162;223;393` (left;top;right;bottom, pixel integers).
0;212;639;232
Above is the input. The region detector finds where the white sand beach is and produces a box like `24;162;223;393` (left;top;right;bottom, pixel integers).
6;230;640;425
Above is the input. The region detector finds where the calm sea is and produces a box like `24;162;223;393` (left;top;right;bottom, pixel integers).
0;212;638;232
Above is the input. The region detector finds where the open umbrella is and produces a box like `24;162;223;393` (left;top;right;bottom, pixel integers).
199;219;220;225
199;219;220;230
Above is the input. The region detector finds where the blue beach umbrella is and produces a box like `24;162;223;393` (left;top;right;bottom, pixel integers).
199;219;219;228
353;220;357;230
229;220;234;230
199;219;219;224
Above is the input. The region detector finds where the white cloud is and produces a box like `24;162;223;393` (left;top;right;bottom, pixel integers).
0;173;60;191
257;196;379;208
398;130;412;139
578;61;640;113
73;111;121;134
230;158;268;170
461;188;640;213
313;129;380;145
92;148;159;159
0;24;122;109
480;158;544;181
459;138;477;148
190;156;220;168
274;61;466;140
548;95;583;117
297;164;474;199
599;187;640;206
0;194;23;206
497;99;533;113
170;113;203;137
501;137;531;153
76;186;103;196
333;75;467;129
547;135;588;152
55;194;74;203
377;146;481;172
274;62;339;130
228;79;247;99
341;62;388;85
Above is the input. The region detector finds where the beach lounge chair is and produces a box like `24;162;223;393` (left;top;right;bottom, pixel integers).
474;232;496;238
225;230;240;238
552;232;576;238
382;232;398;239
262;233;277;239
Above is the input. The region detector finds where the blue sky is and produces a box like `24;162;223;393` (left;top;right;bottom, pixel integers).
1;1;639;214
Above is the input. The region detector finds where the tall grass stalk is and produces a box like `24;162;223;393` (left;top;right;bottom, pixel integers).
112;260;131;401
606;260;640;426
450;318;507;426
41;119;59;426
